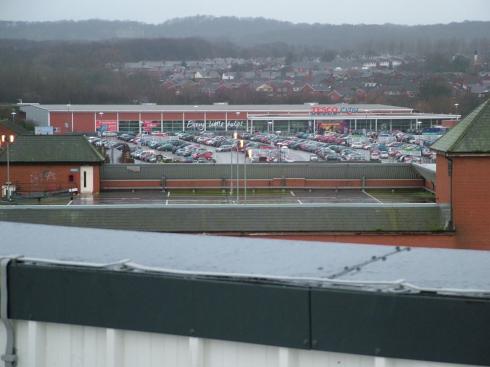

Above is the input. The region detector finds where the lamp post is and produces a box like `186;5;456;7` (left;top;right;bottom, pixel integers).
244;148;251;203
1;134;15;201
238;139;246;203
67;103;73;132
229;142;233;197
236;137;241;203
230;131;239;201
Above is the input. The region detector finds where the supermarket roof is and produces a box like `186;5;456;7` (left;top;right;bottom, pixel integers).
20;103;413;113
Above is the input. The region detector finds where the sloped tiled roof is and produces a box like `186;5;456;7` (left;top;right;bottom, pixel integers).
431;100;490;154
0;120;32;135
0;135;105;163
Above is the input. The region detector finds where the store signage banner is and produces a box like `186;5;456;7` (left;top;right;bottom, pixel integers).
96;120;118;132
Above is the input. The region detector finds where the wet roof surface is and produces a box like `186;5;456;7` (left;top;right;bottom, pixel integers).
2;221;489;294
70;189;433;205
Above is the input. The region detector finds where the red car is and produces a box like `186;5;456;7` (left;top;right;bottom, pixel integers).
192;150;213;160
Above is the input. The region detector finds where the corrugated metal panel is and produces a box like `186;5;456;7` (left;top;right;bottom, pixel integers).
0;204;450;232
101;163;420;181
9;320;468;367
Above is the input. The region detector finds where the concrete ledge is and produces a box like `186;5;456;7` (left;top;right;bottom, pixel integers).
0;203;450;233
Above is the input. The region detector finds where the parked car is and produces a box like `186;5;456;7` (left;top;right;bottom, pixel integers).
192;150;214;160
216;145;234;152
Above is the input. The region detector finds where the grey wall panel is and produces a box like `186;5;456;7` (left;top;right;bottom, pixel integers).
0;204;450;233
311;288;490;366
20;105;50;126
5;263;490;366
101;163;421;181
9;264;311;349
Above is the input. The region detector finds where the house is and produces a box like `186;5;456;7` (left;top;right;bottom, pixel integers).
221;72;236;81
272;82;293;97
256;83;274;94
328;89;344;103
469;82;490;98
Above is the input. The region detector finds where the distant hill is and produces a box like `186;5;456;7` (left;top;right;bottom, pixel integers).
1;17;490;52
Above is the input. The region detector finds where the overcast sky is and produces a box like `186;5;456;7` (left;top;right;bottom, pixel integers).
2;0;489;25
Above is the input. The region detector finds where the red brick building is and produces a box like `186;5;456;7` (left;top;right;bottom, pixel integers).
0;135;105;195
19;103;459;135
431;99;490;248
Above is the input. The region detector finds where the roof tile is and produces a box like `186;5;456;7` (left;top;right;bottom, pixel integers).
432;100;490;154
0;135;105;163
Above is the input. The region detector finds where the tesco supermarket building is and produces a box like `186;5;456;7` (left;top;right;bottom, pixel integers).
20;103;459;135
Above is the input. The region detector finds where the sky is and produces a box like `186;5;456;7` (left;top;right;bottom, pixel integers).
1;0;490;25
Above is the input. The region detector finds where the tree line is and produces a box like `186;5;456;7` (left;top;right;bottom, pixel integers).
1;18;489;55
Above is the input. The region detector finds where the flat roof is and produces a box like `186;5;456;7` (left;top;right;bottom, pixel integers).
20;103;413;113
248;113;460;120
2;221;489;296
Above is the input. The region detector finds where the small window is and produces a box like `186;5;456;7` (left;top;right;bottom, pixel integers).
83;172;87;188
69;175;74;182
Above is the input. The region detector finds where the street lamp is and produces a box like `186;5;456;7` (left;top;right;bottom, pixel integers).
244;148;252;203
1;134;15;201
235;135;242;203
67;103;73;132
237;139;245;203
230;131;239;200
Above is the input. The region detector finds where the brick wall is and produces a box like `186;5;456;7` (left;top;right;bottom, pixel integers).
50;112;96;134
101;178;425;190
0;164;100;194
435;154;450;203
451;156;490;248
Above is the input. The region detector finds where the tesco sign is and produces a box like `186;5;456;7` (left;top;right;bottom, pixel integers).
311;106;359;115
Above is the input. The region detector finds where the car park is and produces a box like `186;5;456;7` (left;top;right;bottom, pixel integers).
99;128;441;165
